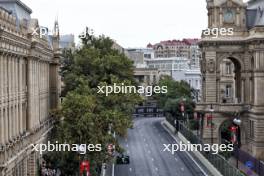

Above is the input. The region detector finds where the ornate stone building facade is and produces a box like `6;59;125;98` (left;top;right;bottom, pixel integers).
0;0;60;175
197;0;264;159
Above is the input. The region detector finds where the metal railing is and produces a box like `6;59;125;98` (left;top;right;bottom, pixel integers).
167;116;246;176
235;148;264;175
133;106;164;117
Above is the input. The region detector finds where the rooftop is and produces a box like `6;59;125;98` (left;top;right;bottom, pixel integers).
247;0;264;28
148;38;200;48
145;57;189;61
0;0;32;14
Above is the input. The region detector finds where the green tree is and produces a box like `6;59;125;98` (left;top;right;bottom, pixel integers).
155;76;193;108
155;76;195;122
44;29;141;175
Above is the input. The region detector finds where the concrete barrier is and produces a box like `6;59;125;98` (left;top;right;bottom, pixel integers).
162;120;223;176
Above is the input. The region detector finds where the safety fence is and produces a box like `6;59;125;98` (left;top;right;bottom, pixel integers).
167;115;246;176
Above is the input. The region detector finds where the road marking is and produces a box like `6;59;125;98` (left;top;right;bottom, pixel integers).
162;122;208;176
175;158;178;161
181;167;184;171
129;168;132;172
155;167;158;171
112;163;115;176
152;158;154;161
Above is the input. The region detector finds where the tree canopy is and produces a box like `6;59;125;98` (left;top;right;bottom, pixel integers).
155;76;195;120
45;30;141;176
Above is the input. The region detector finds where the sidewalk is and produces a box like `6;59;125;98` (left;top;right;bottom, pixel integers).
228;157;259;176
190;128;259;176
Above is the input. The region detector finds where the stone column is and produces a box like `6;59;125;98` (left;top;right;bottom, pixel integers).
13;63;16;139
250;76;254;103
216;73;220;103
47;63;49;119
32;60;35;129
248;50;264;159
12;55;16;139
0;53;3;145
37;61;40;126
4;107;8;144
244;52;252;104
241;78;245;103
252;51;264;106
219;12;223;26
3;53;8;144
27;59;33;131
18;57;23;135
8;55;13;141
14;56;18;138
204;51;217;103
245;75;250;103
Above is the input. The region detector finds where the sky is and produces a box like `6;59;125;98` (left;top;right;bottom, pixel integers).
22;0;250;48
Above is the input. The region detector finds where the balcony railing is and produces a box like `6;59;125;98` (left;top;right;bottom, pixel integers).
196;103;251;113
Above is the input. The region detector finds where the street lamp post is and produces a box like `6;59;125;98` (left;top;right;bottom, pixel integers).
233;116;242;169
174;119;177;134
180;102;185;121
209;104;214;144
180;97;186;122
194;112;199;137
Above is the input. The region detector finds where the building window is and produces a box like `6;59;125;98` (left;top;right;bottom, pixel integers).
144;54;151;59
153;75;156;84
226;62;232;75
225;85;232;97
249;120;255;138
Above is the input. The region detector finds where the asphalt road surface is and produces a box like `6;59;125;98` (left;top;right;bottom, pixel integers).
115;117;209;176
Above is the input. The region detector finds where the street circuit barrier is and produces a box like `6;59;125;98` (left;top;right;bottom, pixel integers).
167;116;246;176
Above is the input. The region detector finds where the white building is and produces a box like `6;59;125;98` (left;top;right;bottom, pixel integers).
185;66;202;101
125;48;154;68
145;57;189;80
145;57;201;100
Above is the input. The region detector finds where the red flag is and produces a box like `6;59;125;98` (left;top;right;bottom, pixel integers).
80;161;90;176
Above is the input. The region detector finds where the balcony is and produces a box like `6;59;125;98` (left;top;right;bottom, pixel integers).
195;103;251;113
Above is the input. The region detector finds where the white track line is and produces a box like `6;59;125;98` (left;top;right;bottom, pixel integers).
162;122;208;176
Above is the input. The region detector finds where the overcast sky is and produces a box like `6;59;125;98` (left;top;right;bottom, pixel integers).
22;0;250;48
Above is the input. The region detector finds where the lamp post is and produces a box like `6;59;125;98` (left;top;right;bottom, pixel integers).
209;104;214;144
194;112;199;137
174;119;178;134
180;98;186;123
233;116;242;169
180;102;185;120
